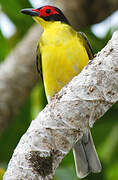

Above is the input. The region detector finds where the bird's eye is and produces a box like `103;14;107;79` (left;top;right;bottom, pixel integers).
46;9;51;14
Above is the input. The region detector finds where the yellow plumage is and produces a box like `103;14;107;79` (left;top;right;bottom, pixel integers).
37;20;89;99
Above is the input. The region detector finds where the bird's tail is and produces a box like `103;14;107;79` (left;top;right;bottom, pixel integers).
73;130;101;178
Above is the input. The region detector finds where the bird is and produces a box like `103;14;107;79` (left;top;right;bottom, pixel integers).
21;5;101;178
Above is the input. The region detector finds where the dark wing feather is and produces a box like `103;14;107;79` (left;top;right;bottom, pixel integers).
36;44;48;106
78;32;94;60
36;44;43;81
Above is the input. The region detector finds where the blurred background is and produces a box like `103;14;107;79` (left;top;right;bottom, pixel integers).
0;0;118;179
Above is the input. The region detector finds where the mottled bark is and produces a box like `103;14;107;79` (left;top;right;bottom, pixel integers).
3;31;118;180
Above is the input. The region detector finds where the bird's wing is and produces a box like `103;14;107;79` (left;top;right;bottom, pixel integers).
36;44;48;107
78;32;94;60
36;44;43;81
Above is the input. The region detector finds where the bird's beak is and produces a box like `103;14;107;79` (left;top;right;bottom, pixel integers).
21;8;39;16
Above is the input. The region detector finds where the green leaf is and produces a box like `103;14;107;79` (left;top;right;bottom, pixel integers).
30;81;47;120
54;166;78;180
0;98;31;163
0;30;8;60
99;123;118;164
106;163;118;180
0;167;5;180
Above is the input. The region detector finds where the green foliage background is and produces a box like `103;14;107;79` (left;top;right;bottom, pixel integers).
0;1;118;179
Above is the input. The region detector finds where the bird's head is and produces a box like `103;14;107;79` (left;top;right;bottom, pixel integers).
21;5;70;28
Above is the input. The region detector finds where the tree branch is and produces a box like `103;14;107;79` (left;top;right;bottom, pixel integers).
3;31;118;180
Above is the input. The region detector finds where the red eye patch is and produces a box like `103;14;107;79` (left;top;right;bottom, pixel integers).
32;6;59;17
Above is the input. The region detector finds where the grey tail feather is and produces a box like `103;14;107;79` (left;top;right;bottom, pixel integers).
73;130;102;178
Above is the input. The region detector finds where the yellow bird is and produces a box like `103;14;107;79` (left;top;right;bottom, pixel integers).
21;5;101;178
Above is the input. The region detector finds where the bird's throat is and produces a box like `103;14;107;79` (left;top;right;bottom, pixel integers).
33;16;53;29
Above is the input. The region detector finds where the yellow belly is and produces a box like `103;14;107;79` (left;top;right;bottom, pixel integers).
39;22;89;99
41;40;89;99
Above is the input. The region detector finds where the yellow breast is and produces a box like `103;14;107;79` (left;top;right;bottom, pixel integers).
39;22;89;99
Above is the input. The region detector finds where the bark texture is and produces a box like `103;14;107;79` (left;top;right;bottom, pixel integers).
3;31;118;180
